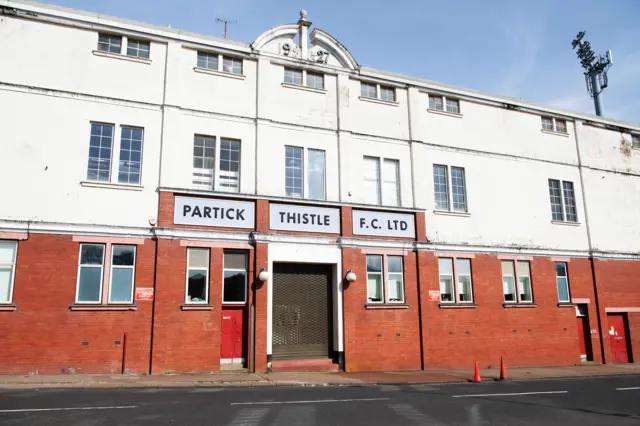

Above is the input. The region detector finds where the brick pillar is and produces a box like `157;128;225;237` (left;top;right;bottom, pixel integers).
341;206;353;238
253;242;269;372
256;199;269;232
416;250;438;368
415;211;427;242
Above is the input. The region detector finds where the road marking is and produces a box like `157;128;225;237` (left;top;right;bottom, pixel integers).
228;407;270;426
0;405;137;413
389;403;447;425
230;397;389;406
380;384;400;392
616;387;640;391
453;391;568;398
272;405;316;425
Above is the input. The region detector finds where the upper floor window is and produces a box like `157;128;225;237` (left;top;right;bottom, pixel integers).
0;241;18;304
192;135;240;193
86;123;144;186
223;252;248;304
360;82;395;102
502;260;533;304
284;68;303;86
555;262;571;303
76;243;136;305
186;248;209;304
284;146;326;200
306;71;324;90
632;134;640;149
196;51;243;75
97;34;122;54
548;179;577;222
429;95;460;114
438;257;473;303
283;68;325;90
126;39;150;59
366;255;405;304
363;156;400;206
433;165;467;212
541;116;567;133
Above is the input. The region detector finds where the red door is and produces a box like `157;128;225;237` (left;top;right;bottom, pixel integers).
577;317;587;360
221;308;246;362
608;314;629;363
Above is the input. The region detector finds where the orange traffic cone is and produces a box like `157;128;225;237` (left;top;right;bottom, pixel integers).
473;362;482;383
499;356;508;381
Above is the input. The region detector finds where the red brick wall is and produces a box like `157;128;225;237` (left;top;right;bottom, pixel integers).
628;313;640;363
253;242;268;372
0;234;154;375
342;247;422;372
418;252;589;369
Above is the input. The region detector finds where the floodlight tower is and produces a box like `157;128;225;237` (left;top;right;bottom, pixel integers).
571;31;613;116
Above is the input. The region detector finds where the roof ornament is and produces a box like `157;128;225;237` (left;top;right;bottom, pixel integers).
299;10;308;21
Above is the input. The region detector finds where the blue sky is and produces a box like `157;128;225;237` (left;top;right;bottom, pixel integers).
45;0;639;124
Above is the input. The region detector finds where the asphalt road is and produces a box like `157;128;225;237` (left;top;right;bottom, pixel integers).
1;375;639;425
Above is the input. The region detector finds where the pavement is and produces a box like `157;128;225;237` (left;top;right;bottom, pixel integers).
0;363;639;390
1;375;639;425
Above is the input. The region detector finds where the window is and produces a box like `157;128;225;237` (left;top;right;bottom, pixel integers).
363;156;381;205
306;71;324;90
283;68;325;90
196;51;243;75
429;95;443;110
382;159;400;206
632;134;640;149
433;165;467;212
0;241;17;304
97;33;121;54
363;156;401;206
223;252;247;303
109;245;136;303
541;116;567;133
307;149;326;200
76;244;105;303
502;260;533;303
118;127;143;185
548;179;577;222
284;68;303;86
360;82;395;102
438;257;473;303
87;123;114;183
126;39;150;59
429;94;460;114
446;98;460;114
555;262;571;303
192;135;240;193
186;248;209;303
366;255;405;304
285;146;303;198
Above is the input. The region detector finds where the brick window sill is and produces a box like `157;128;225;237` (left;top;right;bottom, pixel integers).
69;304;138;311
92;50;152;65
358;96;399;107
181;304;213;311
557;302;575;308
427;108;463;118
365;304;409;310
193;67;246;80
439;303;477;309
503;303;537;308
0;304;17;312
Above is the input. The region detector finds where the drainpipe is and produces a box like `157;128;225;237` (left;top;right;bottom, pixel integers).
572;120;606;363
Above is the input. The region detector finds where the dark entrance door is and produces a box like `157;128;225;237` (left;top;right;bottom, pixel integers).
608;314;630;363
272;263;333;360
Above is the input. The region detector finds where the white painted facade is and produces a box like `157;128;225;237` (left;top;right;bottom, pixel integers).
1;0;639;257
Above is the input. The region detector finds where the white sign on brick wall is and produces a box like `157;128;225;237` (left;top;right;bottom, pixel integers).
270;203;340;233
352;210;415;238
174;196;255;228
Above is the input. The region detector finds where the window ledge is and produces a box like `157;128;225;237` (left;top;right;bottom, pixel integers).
439;303;477;309
433;210;470;217
551;220;581;227
503;303;537;308
181;304;213;311
281;82;327;94
358;96;399;107
80;181;144;191
92;50;152;64
557;302;575;308
427;108;463;118
365;304;409;310
193;67;246;80
69;304;138;311
541;129;570;137
0;304;17;312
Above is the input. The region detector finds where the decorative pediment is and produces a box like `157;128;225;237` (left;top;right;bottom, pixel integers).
251;10;359;71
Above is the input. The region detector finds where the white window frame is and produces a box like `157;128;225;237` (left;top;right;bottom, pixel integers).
555;262;571;303
283;67;325;90
366;254;406;304
86;122;144;186
631;134;640;149
96;33;151;59
428;94;460;114
433;165;467;212
548;179;578;222
502;260;534;304
196;51;243;75
222;251;248;305
97;33;122;54
75;244;105;305
185;248;210;304
192;135;241;193
284;146;326;200
364;156;401;206
126;38;150;59
360;82;396;102
382;159;401;206
438;257;474;304
0;241;18;304
108;245;136;304
541;116;567;134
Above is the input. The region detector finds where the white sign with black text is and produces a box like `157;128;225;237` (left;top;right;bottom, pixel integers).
270;203;340;234
174;196;255;228
352;210;415;238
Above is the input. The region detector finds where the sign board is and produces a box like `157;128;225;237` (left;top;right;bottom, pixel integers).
135;287;154;301
270;204;340;234
428;290;441;302
352;210;415;238
174;196;255;228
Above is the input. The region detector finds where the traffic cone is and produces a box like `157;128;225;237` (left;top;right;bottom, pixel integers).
499;356;508;381
473;362;481;383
